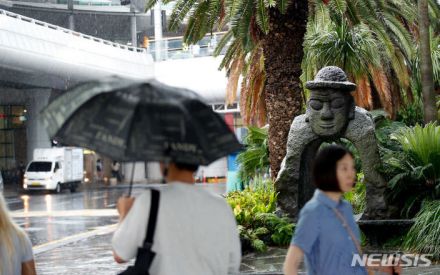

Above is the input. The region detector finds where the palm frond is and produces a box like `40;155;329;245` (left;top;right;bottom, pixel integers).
226;54;245;105
219;38;242;71
184;1;210;45
370;67;393;116
214;30;234;57
207;0;223;31
353;76;373;109
381;12;415;60
145;0;159;12
226;0;244;22
255;0;270;34
240;46;265;125
276;0;290;14
169;0;198;31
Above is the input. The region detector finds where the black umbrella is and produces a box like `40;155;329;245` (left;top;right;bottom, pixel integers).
40;77;242;193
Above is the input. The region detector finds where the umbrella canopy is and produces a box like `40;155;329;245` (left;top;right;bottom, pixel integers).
40;77;241;165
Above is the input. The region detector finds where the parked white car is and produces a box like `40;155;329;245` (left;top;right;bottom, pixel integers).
24;147;83;193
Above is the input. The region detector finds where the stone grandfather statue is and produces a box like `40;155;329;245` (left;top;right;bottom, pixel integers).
276;66;391;220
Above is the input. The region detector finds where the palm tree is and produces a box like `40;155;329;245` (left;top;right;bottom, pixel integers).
418;0;438;123
145;0;424;179
302;0;417;118
146;0;309;178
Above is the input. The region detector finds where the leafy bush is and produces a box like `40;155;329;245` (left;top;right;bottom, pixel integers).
378;122;440;217
343;173;366;215
226;178;294;252
236;126;269;185
404;200;440;260
396;99;424;126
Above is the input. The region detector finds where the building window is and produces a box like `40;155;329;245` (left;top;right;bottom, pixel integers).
0;105;26;170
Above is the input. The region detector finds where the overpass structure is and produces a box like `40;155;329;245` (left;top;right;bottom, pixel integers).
0;9;240;181
0;9;154;168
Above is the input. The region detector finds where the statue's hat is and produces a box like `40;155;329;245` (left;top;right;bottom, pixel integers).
305;66;356;91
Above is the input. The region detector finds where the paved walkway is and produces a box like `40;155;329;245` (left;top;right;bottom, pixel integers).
33;230;440;274
4;183;439;274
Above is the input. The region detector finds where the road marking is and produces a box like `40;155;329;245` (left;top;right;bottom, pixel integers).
11;209;118;218
33;224;117;255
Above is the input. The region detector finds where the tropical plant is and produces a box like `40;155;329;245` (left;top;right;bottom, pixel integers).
418;0;437;123
343;173;366;215
146;0;309;180
226;178;294;252
302;0;418;118
236;126;269;184
404;200;440;260
146;0;428;182
396;98;424;126
381;122;440;217
392;122;440;183
408;27;440;124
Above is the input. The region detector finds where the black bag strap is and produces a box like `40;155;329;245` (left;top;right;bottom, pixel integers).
144;189;160;245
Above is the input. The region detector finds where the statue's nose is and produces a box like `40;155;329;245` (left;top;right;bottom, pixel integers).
321;103;334;120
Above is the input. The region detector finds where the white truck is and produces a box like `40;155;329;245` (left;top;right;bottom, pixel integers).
24;147;84;193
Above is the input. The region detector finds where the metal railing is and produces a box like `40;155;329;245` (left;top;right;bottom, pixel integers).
145;31;228;61
0;9;147;54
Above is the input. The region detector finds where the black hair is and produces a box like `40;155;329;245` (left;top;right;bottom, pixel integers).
174;162;199;172
312;144;354;192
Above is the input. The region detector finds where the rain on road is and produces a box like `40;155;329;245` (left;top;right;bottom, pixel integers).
5;183;227;274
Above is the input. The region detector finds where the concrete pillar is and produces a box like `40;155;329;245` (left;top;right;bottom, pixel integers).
68;0;75;30
68;14;75;31
130;4;137;47
154;1;163;61
26;90;51;161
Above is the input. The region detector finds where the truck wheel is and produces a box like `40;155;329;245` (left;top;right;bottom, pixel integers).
55;183;61;194
70;184;76;193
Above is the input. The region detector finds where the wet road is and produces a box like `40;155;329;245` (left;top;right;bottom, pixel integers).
7;188;140;247
7;183;226;247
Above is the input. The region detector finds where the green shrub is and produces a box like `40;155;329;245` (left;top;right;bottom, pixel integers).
404;200;440;260
236;126;269;185
377;122;440;217
226;178;295;252
396;99;424;126
343;173;366;215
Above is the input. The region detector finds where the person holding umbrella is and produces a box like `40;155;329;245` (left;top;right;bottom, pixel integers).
112;160;241;274
40;78;243;275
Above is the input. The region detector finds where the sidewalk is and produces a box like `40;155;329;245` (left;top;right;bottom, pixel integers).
33;230;440;275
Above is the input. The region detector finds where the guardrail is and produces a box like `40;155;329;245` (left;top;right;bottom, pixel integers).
145;32;228;61
0;8;147;53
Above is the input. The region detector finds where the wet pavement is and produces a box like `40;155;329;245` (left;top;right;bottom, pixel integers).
4;182;440;274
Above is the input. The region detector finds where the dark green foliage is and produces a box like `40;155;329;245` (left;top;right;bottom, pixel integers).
236;126;269;185
226;179;294;252
377;122;440;217
343;173;366;215
404;200;440;260
396;99;424;127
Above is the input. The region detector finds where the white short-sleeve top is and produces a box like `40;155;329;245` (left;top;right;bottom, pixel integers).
112;182;241;275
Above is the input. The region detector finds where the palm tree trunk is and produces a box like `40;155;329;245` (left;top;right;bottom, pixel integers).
262;1;308;179
418;0;437;123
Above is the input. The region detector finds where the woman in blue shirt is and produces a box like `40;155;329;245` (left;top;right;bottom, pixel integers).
283;145;368;275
